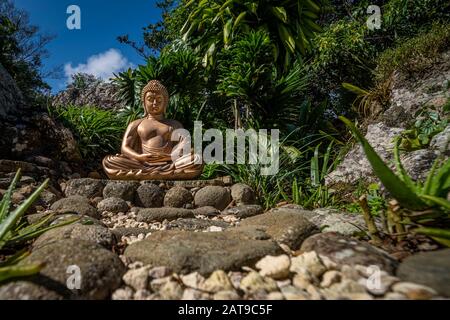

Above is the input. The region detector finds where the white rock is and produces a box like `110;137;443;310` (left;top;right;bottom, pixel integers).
150;276;172;292
213;290;241;300
122;266;151;291
134;289;152;300
359;274;399;296
392;282;437;300
201;270;234;293
181;272;205;289
321;270;342;288
148;266;171;279
182;288;209;300
306;284;322;300
255;255;291;280
290;251;327;278
240;271;279;293
111;287;134;300
384;292;407;300
280;286;309;300
292;271;314;290
266;292;285;300
159;281;183;300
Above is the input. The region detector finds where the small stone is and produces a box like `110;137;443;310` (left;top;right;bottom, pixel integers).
361;273;399;296
255;255;290;280
324;279;368;300
384;292;407;300
149;266;172;279
137;208;194;222
50;195;99;219
292;271;315;290
280;286;309;300
164;187;193;208
134;289;152;300
181;272;205;289
159;281;183;300
193;206;220;217
230;183;256;205
103;181;139;202
290;251;327;278
240;271;278;293
135;184;164;208
341;265;362;281
306;284;322;300
111;287;134;300
201;270;234;293
213;290;240;300
97;197;129;213
266;292;285;300
150;276;172;292
122;266;151;291
392;282;437;300
64;178;105;198
321;271;342;288
194;186;231;210
182;288;209;300
223;205;263;218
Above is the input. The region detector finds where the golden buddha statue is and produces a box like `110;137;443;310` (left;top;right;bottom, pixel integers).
103;80;203;180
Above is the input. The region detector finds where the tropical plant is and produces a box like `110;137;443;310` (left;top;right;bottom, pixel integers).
341;116;450;246
216;30;310;131
180;0;326;69
0;169;77;283
50;105;127;160
400;106;449;151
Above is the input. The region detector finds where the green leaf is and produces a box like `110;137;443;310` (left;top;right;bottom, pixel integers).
223;19;233;45
393;137;417;192
340;116;428;210
270;6;288;23
414;227;450;247
0;179;49;244
277;24;295;53
420;194;450;210
233;11;247;31
342;83;368;96
0;169;21;222
311;144;320;187
426;158;450;198
0;263;44;283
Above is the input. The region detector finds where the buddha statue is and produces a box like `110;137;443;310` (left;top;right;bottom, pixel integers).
102;80;203;180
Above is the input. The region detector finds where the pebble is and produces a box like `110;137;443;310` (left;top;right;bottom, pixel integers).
392;282;437;300
290;251;327;278
159;281;183;300
320;270;342;288
149;266;172;279
181;272;205;289
240;271;278;293
280;286;309;300
201;270;235;293
122;266;151;291
134;289;153;300
255;255;291;280
111;287;134;300
213;290;241;300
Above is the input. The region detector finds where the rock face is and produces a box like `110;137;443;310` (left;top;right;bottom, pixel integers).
326;51;450;186
135;184;164;208
194;186;231;210
52;80;124;111
136;208;194;222
50;195;99;219
237;209;318;250
0;64;81;164
0;239;125;300
300;232;398;274
124;230;283;275
396;249;450;297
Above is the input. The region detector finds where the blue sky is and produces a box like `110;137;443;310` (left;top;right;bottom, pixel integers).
14;0;163;92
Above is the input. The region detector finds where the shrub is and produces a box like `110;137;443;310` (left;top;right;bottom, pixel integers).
50;105;127;161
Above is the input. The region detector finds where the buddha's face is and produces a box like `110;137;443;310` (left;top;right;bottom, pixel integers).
144;91;166;116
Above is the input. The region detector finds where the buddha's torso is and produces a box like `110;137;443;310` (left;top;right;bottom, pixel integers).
137;118;176;149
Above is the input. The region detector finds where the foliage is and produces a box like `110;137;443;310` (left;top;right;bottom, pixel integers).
400;106;449;151
376;23;450;83
180;0;326;69
0;170;77;283
69;73;103;91
341;116;450;246
49;105;127;161
216;30;310;131
345;183;387;217
0;0;52;99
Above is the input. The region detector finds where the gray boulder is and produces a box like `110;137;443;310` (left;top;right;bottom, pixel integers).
194;186;231;210
163;186;193;208
0;239;125;299
50;195;99;219
97;197;129;213
231;183;256;205
103;181;139;202
64;178;105;198
135;183;164;208
136;207;194;222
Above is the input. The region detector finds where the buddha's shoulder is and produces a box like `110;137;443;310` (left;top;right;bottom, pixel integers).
166;119;183;129
126;119;145;131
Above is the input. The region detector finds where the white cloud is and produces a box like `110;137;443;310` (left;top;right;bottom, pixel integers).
64;48;133;82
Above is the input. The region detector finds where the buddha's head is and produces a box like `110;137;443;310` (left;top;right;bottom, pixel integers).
141;80;169;117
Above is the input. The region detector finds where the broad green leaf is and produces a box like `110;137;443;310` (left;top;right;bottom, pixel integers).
426;158;450;198
223;19;233;45
393;137;417;191
414;227;450;247
233;11;247;30
340;116;427;210
342;83;368;96
304;0;321;13
277;24;295;53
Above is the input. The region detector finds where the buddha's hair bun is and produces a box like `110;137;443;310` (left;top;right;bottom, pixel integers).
141;80;169;109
